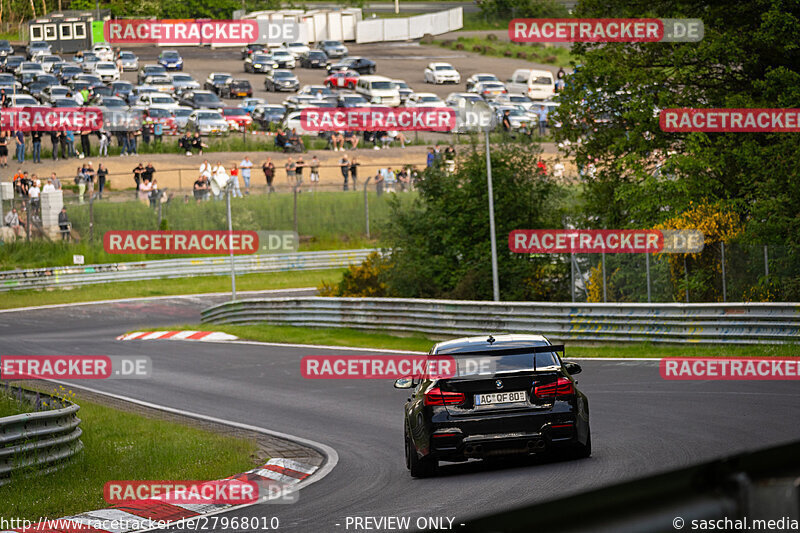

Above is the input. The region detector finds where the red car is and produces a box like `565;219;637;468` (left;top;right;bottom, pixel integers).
324;69;360;90
144;107;177;133
222;107;253;131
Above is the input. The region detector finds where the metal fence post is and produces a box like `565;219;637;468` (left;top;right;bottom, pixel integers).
764;245;769;281
226;183;236;301
683;255;689;303
364;176;372;239
570;252;575;303
293;184;299;236
25;197;30;242
645;252;651;303
89;193;94;243
601;251;607;303
720;242;727;302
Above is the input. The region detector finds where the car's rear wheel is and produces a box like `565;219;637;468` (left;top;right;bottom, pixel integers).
565;429;591;459
406;435;437;478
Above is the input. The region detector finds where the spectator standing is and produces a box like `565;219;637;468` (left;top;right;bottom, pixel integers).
58;207;70;240
349;157;359;189
98;130;109;157
536;106;549;137
97;164;108;198
28;179;41;214
426;147;435;168
339;154;349;190
374;170;384;197
138;176;153;203
75;166;87;203
193;174;209;202
143;162;155;183
502;110;512;134
48;131;58;161
211;162;228;200
383;167;397;193
285;157;296;186
66;130;76;157
127;129;138;155
141;117;152;145
85;163;96;198
230;163;243;197
288;128;304;152
444;145;456;173
0;131;8;167
132;162;144;194
14;130;24;163
50;172;61;190
295;156;305;188
148;179;160;208
240;156;253;195
80;128;92;157
59;131;69;160
262;157;275;193
309;155;320;193
153;121;163;144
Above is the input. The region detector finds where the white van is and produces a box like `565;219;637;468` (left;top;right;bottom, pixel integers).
355;75;401;107
506;69;556;101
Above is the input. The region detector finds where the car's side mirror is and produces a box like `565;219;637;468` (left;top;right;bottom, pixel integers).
394;377;414;389
563;361;582;375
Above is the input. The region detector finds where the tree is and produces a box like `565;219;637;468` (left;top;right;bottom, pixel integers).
553;0;800;253
380;141;570;301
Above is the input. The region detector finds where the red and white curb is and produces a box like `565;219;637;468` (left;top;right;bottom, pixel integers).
116;331;238;342
5;458;317;533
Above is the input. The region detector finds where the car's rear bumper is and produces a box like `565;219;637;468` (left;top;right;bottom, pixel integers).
429;423;582;460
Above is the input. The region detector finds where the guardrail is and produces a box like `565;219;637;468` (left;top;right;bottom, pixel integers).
0;384;84;485
0;249;376;292
202;297;800;345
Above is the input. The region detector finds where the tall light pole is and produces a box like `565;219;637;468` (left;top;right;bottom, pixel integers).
485;128;499;302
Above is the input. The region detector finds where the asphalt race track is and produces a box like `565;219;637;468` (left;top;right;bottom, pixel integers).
2;295;800;532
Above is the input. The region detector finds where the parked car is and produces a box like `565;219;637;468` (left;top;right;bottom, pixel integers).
185;109;229;135
136;92;180;110
58;63;83;83
222;106;252;131
40;85;71;104
15;61;44;84
506;68;555;101
143;106;178;133
138;64;168;85
327;56;375;75
270;49;296;69
299;50;328;69
471;81;508;100
283;42;310;58
26;41;51;60
465;73;500;92
408;92;447;108
264;69;299;92
204;72;233;94
78;52;101;73
336;92;369;108
251;104;286;129
324;70;359;90
180;90;224;110
172;106;194;130
110;80;134;100
39;55;63;73
117;51;139;71
355;75;400;106
244;52;277;73
424;62;461;84
316;40;348;58
0;40;14;58
3;56;24;74
158;50;184;71
92;43;114;61
392;79;414;103
93;61;120;82
170;72;201;94
239;97;266;114
220;79;253;99
240;43;265;60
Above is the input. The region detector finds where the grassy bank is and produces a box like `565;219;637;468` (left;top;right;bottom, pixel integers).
135;323;800;358
434;36;574;67
0;268;341;310
0;390;31;418
1;191;410;269
0;386;258;521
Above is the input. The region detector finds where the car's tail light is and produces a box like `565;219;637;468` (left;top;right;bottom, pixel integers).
424;387;465;406
534;377;574;399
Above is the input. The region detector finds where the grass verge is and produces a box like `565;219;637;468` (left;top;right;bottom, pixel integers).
0;386;258;521
0;391;31;418
133;323;800;358
0;268;342;310
434;36;574;67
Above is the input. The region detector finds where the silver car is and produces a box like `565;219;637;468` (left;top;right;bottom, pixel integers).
117;51;139;71
186;110;229;135
170;72;201;94
26;41;51;59
172;106;194;131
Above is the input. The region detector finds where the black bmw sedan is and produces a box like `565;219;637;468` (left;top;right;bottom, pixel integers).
397;334;591;477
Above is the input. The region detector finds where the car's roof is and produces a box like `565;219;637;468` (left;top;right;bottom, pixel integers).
433;334;550;355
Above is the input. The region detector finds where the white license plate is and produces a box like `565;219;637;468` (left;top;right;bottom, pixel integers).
475;390;527;406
